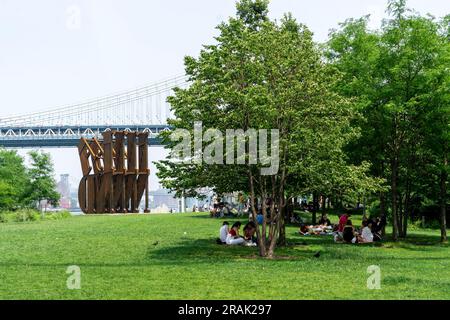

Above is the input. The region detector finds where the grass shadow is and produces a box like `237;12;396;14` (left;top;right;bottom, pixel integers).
145;237;323;265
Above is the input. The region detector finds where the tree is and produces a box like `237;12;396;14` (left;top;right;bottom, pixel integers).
158;0;374;257
327;0;449;241
26;151;60;211
419;16;450;242
0;149;30;210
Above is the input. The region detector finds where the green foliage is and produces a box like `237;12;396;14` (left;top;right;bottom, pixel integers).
327;0;449;240
13;209;40;223
0;212;8;223
158;0;382;255
236;0;269;29
0;149;31;210
26;151;60;209
410;219;442;231
0;209;71;224
44;210;72;220
0;149;60;212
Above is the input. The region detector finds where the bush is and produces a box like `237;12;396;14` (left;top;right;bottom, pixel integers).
367;199;381;218
44;210;72;220
0;212;9;223
14;209;40;222
410;217;442;230
0;209;72;223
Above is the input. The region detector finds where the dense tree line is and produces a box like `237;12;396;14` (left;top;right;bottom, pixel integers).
0;149;60;211
327;0;449;241
157;0;449;256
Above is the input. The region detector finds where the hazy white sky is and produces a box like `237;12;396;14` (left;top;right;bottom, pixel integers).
1;0;448;189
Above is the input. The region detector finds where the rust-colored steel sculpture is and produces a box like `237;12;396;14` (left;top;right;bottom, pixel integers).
77;130;150;214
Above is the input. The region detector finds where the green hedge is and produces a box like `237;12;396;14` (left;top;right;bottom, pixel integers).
0;209;71;223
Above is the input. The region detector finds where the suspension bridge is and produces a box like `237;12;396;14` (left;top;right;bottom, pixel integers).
0;75;189;148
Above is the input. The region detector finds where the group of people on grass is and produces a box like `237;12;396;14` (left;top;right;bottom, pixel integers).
298;212;386;244
335;213;386;244
217;221;258;247
299;214;334;236
214;202;387;246
209;193;248;218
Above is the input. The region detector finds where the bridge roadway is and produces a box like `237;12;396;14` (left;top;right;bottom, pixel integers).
0;125;169;148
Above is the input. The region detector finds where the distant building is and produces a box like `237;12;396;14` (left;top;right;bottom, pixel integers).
149;189;179;213
57;174;71;209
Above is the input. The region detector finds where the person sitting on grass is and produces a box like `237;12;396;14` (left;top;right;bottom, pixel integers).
226;222;245;245
372;216;386;242
209;206;216;218
342;220;356;244
356;220;374;243
338;213;351;237
217;221;229;244
243;221;257;246
318;214;331;226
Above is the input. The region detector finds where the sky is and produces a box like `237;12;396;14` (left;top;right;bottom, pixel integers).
0;0;449;190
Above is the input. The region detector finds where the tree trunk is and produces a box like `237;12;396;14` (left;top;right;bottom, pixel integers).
391;158;399;241
312;192;318;225
380;192;386;236
321;195;326;215
278;205;286;246
249;171;266;257
440;156;448;243
402;193;409;238
267;208;281;259
398;193;403;237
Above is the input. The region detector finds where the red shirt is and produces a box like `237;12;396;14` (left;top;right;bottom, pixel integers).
229;229;237;237
338;215;348;232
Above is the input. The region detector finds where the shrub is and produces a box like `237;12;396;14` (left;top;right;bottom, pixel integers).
410;217;442;230
44;210;72;220
14;209;40;222
367;199;381;218
0;209;71;224
0;212;9;223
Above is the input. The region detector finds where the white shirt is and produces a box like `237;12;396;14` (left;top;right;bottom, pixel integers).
219;225;229;243
361;227;374;243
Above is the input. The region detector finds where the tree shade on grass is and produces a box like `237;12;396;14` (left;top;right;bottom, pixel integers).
0;213;448;299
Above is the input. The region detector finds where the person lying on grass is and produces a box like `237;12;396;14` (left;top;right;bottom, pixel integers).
299;223;333;236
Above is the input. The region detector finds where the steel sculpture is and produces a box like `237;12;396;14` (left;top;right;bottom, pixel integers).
77;130;150;214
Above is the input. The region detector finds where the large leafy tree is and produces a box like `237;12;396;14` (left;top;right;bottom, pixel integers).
26;151;60;210
158;0;375;257
420;16;450;242
0;149;30;210
328;0;449;241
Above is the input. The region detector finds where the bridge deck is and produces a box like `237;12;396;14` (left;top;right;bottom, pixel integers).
0;125;167;148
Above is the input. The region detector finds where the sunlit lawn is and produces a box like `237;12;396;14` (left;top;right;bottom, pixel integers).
0;213;449;299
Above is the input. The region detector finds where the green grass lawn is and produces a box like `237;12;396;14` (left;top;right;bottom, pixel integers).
0;213;449;299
